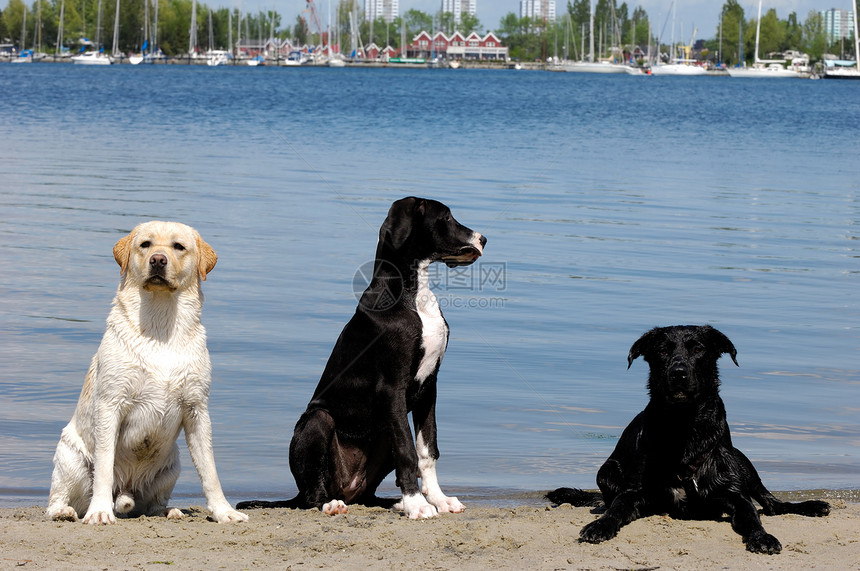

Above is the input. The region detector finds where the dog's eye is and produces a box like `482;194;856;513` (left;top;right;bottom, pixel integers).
140;241;151;249
173;243;186;251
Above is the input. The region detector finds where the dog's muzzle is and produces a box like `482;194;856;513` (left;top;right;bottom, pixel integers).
667;363;694;401
145;253;172;288
441;234;487;268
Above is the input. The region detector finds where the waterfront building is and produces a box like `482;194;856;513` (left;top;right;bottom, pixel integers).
442;0;477;23
820;8;856;44
365;0;399;23
520;0;556;22
408;30;507;60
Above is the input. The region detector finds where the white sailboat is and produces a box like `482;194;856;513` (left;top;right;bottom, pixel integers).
727;0;799;78
563;1;627;73
649;4;707;76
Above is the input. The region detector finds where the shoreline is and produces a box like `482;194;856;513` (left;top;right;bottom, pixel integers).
1;494;857;569
3;486;857;510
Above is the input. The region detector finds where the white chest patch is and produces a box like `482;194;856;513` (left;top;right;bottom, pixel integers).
415;260;448;383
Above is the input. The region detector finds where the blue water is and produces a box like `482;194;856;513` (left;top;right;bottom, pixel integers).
1;64;858;508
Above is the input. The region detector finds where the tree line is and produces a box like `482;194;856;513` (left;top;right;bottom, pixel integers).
0;0;852;63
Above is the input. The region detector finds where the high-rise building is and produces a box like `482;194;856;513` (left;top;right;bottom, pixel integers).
520;1;556;22
365;0;399;23
820;9;855;44
442;0;477;23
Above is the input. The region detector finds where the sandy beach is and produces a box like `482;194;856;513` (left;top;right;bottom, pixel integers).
1;493;857;570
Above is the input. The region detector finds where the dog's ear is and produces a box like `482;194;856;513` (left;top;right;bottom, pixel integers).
705;326;739;366
113;232;133;275
196;234;218;281
380;197;426;250
627;328;659;369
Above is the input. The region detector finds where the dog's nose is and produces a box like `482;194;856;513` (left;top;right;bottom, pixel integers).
668;363;689;381
149;253;168;269
479;235;488;247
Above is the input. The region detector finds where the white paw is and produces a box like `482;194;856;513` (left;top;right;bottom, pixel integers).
322;500;348;515
401;493;439;519
83;508;116;525
48;505;78;522
212;507;248;523
165;508;185;519
428;495;465;514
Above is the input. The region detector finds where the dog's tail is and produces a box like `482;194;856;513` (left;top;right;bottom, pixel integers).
545;487;603;507
235;497;303;510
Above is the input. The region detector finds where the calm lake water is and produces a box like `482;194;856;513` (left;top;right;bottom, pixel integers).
1;64;858;508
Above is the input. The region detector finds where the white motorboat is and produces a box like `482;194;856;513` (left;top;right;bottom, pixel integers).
206;50;230;66
650;62;708;76
71;51;112;65
563;60;627;73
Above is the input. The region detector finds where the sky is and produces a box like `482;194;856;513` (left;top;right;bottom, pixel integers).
239;1;851;41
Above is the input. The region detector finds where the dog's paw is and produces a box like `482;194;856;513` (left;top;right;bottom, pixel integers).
212;507;249;523
114;492;135;514
745;530;782;554
401;494;439;519
82;508;116;525
322;500;348;516
579;517;619;543
165;508;185;519
47;505;79;522
428;494;465;514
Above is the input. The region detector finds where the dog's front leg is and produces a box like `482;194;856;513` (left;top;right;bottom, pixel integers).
389;395;437;519
724;495;782;554
82;408;121;525
580;490;646;543
184;405;248;523
412;382;464;514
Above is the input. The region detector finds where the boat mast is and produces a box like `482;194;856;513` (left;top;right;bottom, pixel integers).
588;0;594;62
753;0;762;65
112;0;120;56
854;0;860;72
56;0;64;55
189;0;197;54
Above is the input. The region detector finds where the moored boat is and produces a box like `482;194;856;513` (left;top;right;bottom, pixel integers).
71;51;112;65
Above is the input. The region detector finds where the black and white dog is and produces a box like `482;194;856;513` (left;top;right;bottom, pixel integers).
238;197;486;518
547;325;830;554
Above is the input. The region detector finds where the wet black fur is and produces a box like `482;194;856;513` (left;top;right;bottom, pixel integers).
237;197;485;511
547;325;830;554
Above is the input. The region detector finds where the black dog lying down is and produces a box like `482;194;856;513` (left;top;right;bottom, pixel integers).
548;325;829;554
238;197;485;518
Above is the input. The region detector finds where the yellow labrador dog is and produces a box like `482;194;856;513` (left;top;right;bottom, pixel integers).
47;221;248;525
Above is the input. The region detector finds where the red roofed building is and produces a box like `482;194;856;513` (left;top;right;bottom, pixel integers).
408;31;508;61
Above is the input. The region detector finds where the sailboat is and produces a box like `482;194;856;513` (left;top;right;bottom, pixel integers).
563;0;627;73
72;0;113;64
823;0;860;78
649;3;707;76
727;0;799;78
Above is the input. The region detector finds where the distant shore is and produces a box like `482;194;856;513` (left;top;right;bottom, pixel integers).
1;492;857;569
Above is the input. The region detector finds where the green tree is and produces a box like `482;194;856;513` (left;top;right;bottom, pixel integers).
458;12;481;35
800;10;826;61
757;8;784;58
716;0;745;66
403;8;430;34
292;12;307;45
